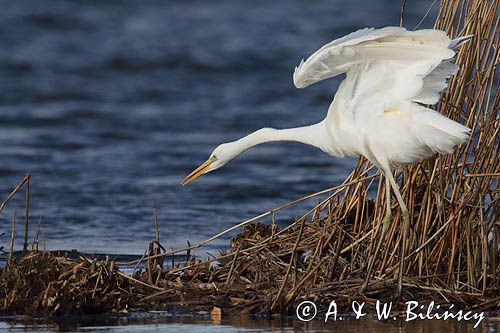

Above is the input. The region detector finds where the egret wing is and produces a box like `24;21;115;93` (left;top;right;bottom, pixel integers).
293;27;456;89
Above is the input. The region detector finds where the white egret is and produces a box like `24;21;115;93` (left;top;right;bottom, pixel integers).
182;27;471;296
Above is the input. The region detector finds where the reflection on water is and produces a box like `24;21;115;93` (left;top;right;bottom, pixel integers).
0;314;498;332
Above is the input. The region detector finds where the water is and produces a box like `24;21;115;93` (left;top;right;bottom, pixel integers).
1;314;499;332
0;0;443;255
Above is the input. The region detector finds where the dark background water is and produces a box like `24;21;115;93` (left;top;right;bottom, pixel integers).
0;0;438;254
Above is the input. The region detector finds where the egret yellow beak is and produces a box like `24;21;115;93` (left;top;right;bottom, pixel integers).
181;157;215;186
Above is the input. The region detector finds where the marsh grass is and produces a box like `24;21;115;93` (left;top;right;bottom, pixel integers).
0;0;498;316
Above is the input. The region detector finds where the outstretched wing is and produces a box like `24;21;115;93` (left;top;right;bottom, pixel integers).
293;27;457;90
294;27;472;166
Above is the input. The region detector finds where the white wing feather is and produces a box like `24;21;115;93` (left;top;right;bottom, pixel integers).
412;60;459;104
304;28;472;165
410;34;472;104
293;27;460;89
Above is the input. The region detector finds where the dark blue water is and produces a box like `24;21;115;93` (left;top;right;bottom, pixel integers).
0;0;438;254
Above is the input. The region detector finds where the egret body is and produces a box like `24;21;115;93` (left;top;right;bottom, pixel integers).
182;27;471;296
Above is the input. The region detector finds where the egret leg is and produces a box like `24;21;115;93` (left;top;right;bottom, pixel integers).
385;170;409;298
360;175;392;294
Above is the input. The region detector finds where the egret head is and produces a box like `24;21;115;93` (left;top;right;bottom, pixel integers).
181;142;241;186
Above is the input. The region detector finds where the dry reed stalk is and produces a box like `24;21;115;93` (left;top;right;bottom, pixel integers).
7;212;16;269
0;174;30;215
0;175;31;257
23;174;30;253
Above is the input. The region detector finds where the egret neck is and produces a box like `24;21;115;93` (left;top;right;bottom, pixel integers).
234;120;330;154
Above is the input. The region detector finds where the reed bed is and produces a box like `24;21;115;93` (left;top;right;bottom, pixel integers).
0;0;498;317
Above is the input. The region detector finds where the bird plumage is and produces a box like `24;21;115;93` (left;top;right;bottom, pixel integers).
291;26;471;169
293;27;457;88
